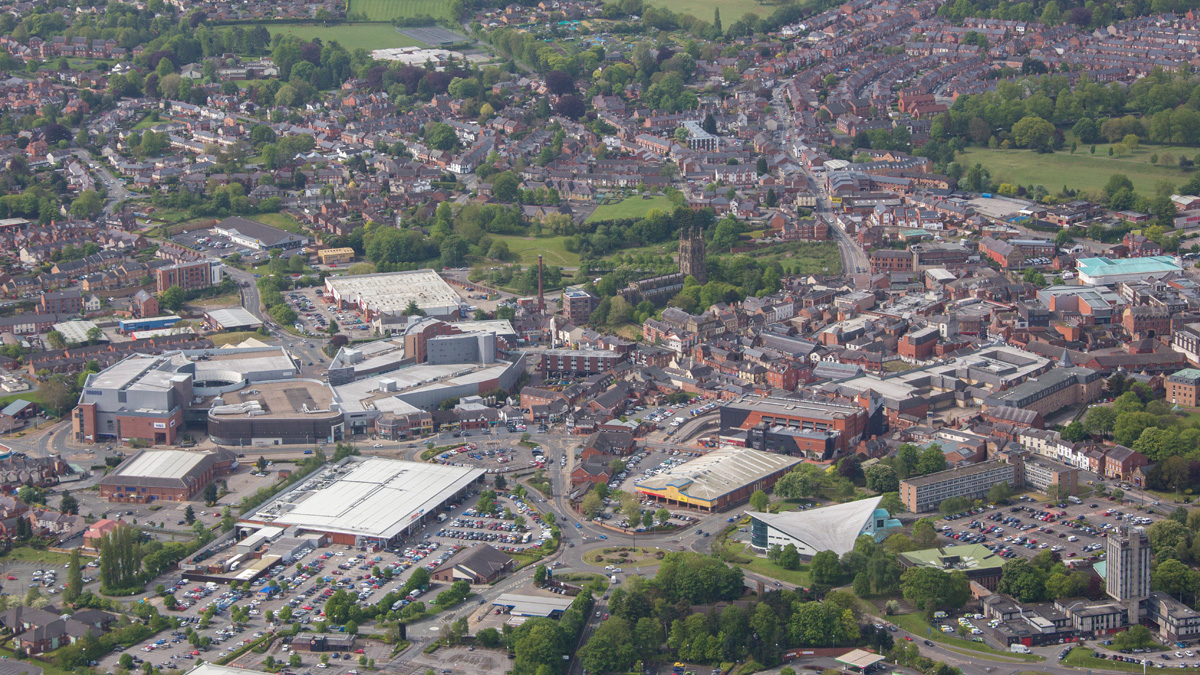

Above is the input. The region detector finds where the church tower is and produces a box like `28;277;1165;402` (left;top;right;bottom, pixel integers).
679;224;707;284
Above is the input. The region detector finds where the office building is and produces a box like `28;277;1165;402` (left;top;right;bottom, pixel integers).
1167;368;1200;407
156;259;220;293
900;543;1006;590
1107;525;1151;604
719;396;871;457
899;460;1017;513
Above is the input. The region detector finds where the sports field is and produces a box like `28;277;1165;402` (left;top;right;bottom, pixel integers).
349;0;456;21
959;145;1194;196
267;24;425;50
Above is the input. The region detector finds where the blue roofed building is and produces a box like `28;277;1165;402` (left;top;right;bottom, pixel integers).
1076;256;1182;285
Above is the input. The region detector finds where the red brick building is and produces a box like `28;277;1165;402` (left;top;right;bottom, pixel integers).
155;260;213;293
39;290;83;315
869;249;913;273
898;325;940;361
97;448;237;503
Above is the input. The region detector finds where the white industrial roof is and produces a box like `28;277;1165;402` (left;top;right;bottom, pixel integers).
633;447;801;502
325;270;461;316
749;496;883;556
53;320;99;344
206;307;262;330
262;458;484;540
837;649;887;670
118;449;211;480
493;593;575;617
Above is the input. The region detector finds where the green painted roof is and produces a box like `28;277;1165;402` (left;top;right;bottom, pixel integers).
899;543;1006;572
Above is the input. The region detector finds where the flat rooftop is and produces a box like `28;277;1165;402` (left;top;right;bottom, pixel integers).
208;379;338;419
114;449;211;480
325;270;461;316
85;353;191;394
333;361;516;413
633;447;800;502
493;593;574;617
722;396;863;422
902;459;1013;488
900;543;1006;572
243;457;485;540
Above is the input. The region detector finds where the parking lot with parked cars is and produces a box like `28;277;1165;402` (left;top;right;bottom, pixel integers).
91;489;547;674
937;493;1166;562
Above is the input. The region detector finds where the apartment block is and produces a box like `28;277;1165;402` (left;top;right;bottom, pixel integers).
899;460;1017;513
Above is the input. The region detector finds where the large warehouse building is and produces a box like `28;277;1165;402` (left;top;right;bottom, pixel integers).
99;447;238;502
633;447;800;511
214;217;308;252
239;457;485;547
748;496;900;559
324;270;462;319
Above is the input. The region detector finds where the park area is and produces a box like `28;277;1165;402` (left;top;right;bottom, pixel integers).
645;0;780;18
959;144;1195;196
349;0;456;21
586;194;675;223
267;24;425;50
490;234;581;266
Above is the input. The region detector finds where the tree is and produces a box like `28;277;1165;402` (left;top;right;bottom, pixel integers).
987;481;1012;504
997;558;1048;602
901;566;970;614
778;543;802;570
580;616;637;674
159;285;185;311
916;445;947;475
656;507;671;525
810;550;841;585
46;331;67;349
70;190;104;219
1154;558;1200;604
203;482;218;505
750;489;769;512
60;492;79;515
534;564;548;586
912;519;937;548
185;505;195;524
492;171;520;203
65;547;83;604
1085;405;1118;437
756;156;768;176
864;465;898;493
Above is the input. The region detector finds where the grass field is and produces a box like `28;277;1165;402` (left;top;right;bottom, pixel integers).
959;144;1194;196
638;0;781;18
349;0;455;21
0;547;74;565
211;331;265;346
267;24;425;50
586;195;675;223
734;240;842;276
253;212;309;235
490;234;581;266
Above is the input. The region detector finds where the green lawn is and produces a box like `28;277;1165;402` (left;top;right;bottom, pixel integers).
722;540;814;587
0;547;74;565
133;114;166;130
267;23;426;50
350;0;455;20
1062;646;1182;672
253;212;309;235
211;331;266;346
490;234;581;266
587;195;676;223
959;145;1194;196
891;613;1044;661
731;240;842;276
636;0;780;18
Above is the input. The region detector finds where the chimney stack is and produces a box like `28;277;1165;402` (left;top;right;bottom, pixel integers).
538;255;545;314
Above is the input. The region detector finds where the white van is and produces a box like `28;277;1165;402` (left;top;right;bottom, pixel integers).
1010;644;1031;654
1067;535;1078;542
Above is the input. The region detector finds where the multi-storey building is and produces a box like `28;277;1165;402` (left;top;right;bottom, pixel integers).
899;460;1017;513
719;397;871;457
1107;525;1151;606
539;349;624;376
1167;368;1200;407
562;288;596;325
156;259;217;293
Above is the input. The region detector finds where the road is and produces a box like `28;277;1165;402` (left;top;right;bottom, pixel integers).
73;148;133;214
770;88;869;277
